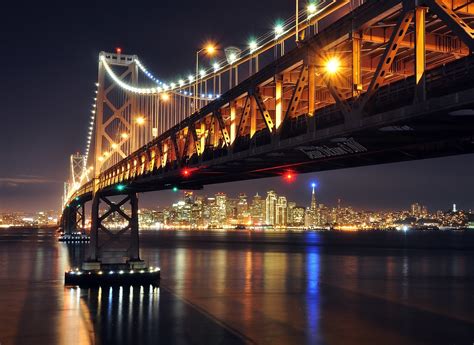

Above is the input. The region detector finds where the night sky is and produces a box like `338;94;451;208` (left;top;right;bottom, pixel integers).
1;1;473;213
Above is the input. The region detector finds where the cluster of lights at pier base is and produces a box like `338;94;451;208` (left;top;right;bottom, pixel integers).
67;266;160;275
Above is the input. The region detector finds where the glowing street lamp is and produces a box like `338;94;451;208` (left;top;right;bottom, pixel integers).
274;22;284;38
249;39;258;53
195;43;217;111
160;93;170;101
307;2;317;16
135;116;145;125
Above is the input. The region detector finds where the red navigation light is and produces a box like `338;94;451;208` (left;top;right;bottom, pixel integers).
116;47;122;54
182;168;191;177
283;171;296;183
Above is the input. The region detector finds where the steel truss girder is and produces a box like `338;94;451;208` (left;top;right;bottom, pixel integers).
67;0;474;205
237;95;252;137
283;66;308;125
359;9;414;111
425;0;474;51
214;110;231;146
253;89;275;133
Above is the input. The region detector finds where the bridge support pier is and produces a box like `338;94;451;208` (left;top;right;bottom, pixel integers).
82;192;145;270
59;203;89;242
66;191;159;286
63;204;83;234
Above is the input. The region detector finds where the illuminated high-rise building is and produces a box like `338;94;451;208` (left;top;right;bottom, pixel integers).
250;193;265;225
184;191;194;204
305;183;318;228
275;196;287;226
265;190;277;225
237;193;249;223
216;193;227;222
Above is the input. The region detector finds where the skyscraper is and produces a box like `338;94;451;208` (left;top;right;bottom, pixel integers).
275;196;288;226
265;191;277;225
305;183;318;228
216;193;227;222
250;193;265;225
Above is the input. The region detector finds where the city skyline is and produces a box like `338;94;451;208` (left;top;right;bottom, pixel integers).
3;185;470;230
1;1;474;213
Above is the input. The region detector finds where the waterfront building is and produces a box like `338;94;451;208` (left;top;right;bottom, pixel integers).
265;191;277;225
250;193;265;225
275;196;287;226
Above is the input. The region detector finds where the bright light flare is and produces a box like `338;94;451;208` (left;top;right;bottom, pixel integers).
161;93;170;101
135;116;145;125
283;171;297;183
274;22;284;37
249;39;258;52
121;132;129;139
182;168;191;177
307;3;317;14
205;44;217;55
325;57;341;74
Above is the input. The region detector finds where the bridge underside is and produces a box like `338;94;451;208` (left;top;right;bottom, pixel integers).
119;85;474;194
66;0;474;209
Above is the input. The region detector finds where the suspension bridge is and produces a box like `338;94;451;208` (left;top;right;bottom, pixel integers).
61;0;474;284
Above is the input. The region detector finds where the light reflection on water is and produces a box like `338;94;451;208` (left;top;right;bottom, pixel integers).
0;229;474;345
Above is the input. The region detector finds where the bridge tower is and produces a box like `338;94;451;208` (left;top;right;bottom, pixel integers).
81;51;146;272
61;153;88;235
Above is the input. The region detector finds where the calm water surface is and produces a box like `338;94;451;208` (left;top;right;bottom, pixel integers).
0;228;474;345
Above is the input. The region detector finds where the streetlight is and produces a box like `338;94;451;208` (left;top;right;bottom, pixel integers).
307;2;317;16
195;43;217;111
274;22;284;38
160;93;170;102
135;116;145;125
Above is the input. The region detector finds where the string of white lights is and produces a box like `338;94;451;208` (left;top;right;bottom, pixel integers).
82;82;99;178
101;1;325;97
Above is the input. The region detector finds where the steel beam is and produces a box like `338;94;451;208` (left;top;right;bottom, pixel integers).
426;0;474;51
214;110;231;146
308;65;316;116
352;32;362;97
254;90;275;133
359;9;414;111
275;76;283;129
415;6;427;102
230;102;237;144
237;96;251;137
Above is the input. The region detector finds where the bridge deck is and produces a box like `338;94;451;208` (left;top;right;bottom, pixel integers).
68;0;474;204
